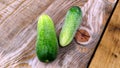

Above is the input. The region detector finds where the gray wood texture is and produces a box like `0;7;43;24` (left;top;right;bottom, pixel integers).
0;0;117;68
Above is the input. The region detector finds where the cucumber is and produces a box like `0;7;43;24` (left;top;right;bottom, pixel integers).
59;6;82;47
36;14;58;62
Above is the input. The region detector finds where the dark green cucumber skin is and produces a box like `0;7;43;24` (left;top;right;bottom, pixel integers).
36;14;58;63
59;6;82;46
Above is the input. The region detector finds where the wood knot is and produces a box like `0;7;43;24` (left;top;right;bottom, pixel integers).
112;53;118;58
75;29;90;44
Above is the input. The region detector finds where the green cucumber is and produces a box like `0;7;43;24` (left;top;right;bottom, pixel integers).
36;14;58;62
59;6;82;47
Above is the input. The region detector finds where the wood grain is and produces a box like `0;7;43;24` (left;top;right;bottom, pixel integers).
89;1;120;68
0;0;117;68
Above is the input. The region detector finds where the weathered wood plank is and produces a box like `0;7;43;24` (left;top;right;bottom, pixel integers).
0;0;55;67
89;1;120;68
0;0;117;68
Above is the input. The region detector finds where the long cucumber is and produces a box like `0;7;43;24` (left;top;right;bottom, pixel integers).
59;6;82;47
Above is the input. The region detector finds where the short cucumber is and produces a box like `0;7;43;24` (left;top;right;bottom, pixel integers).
59;6;82;47
36;14;58;62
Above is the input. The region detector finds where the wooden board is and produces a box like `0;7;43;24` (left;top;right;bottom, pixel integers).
89;0;120;68
0;0;117;68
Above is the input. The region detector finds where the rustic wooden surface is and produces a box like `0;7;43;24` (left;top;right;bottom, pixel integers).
90;0;120;68
0;0;117;68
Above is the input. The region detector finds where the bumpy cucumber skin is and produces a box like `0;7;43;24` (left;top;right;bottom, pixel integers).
36;14;58;63
59;6;82;47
